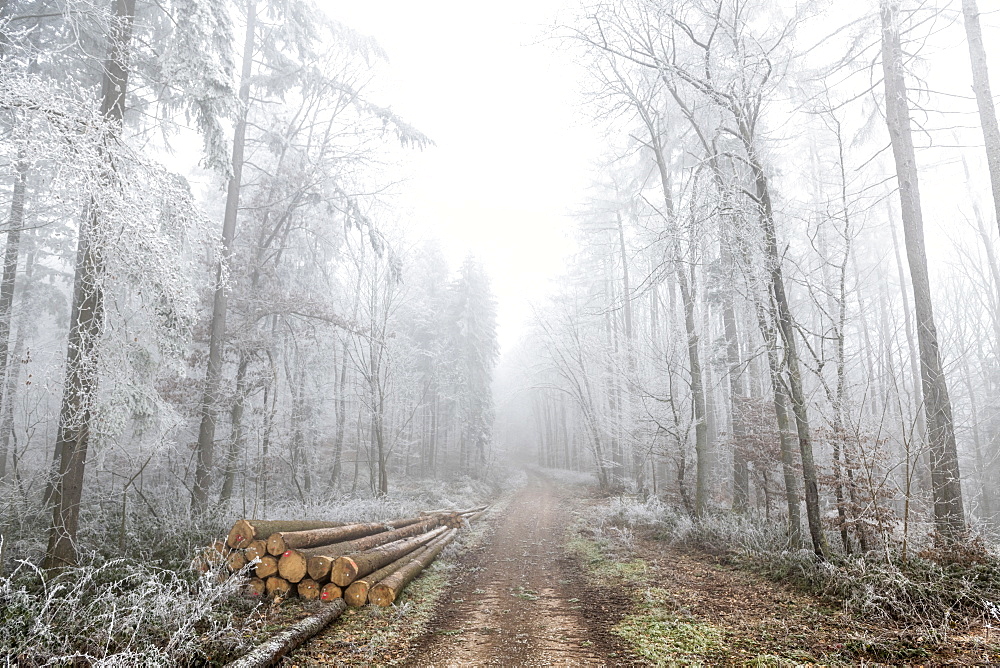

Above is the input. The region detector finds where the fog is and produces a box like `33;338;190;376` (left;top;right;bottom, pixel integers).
0;0;999;613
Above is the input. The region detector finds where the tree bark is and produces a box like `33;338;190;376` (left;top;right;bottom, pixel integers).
265;517;422;556
881;0;966;541
330;526;447;587
369;529;456;607
299;516;442;582
44;0;136;571
192;0;257;513
343;542;434;607
227;519;347;550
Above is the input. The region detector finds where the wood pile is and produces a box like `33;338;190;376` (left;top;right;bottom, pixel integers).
200;506;485;609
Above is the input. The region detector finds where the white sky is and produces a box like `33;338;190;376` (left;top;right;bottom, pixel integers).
330;1;602;352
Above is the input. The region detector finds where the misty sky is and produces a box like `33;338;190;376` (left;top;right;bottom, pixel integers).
327;2;1000;354
332;1;602;351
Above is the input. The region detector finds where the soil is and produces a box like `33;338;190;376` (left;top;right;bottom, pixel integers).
404;475;641;667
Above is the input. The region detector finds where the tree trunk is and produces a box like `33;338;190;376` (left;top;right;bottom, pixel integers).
44;0;136;571
962;0;1000;243
0;156;26;480
192;0;257;513
219;354;249;505
677;257;709;517
755;304;802;548
722;252;748;511
745;133;826;558
881;0;966;541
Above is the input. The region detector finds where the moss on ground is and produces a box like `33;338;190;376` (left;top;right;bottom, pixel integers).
567;527;728;666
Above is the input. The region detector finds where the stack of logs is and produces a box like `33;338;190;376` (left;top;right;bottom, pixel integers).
201;507;485;608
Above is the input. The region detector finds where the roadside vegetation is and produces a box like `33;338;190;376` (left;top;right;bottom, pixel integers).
0;477;499;666
567;493;1000;665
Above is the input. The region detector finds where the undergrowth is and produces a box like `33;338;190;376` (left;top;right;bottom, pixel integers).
0;474;505;666
0;556;258;666
594;496;1000;632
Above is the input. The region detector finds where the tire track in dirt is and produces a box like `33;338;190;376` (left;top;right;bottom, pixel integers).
406;476;630;667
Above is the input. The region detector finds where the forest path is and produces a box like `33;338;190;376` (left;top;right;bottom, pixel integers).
405;474;636;667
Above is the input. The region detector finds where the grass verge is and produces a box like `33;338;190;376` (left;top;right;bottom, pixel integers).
567;525;730;666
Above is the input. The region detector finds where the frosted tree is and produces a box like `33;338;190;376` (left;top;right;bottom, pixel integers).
448;256;500;476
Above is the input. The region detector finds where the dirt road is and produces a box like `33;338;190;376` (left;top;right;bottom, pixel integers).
407;476;633;667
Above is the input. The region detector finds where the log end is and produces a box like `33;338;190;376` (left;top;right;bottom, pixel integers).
255;555;279;579
320;583;343;601
248;578;266;597
226;550;248;573
344;581;369;607
266;533;286;556
298;578;321;601
265;576;293;598
368;584;396;607
244;539;268;562
227;519;255;550
331;556;359;587
307;555;334;582
278;550;308;583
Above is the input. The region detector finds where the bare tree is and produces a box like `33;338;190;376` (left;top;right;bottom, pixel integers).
880;0;965;541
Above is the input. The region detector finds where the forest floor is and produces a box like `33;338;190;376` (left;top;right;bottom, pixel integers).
282;475;999;666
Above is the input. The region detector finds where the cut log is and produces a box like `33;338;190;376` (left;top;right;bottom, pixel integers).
254;555;279;579
369;529;457;607
265;516;424;556
227;550;248;573
303;516;443;582
320;583;342;601
297;578;321;601
343;534;449;607
420;505;487;516
277;549;311;584
226;519;345;550
248;578;266;597
224;598;347;668
330;526;447;587
305;555;335;583
265;576;292;598
244;540;268;562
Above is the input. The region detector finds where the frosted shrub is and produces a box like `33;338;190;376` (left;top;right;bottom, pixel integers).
0;556;258;665
587;494;1000;630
